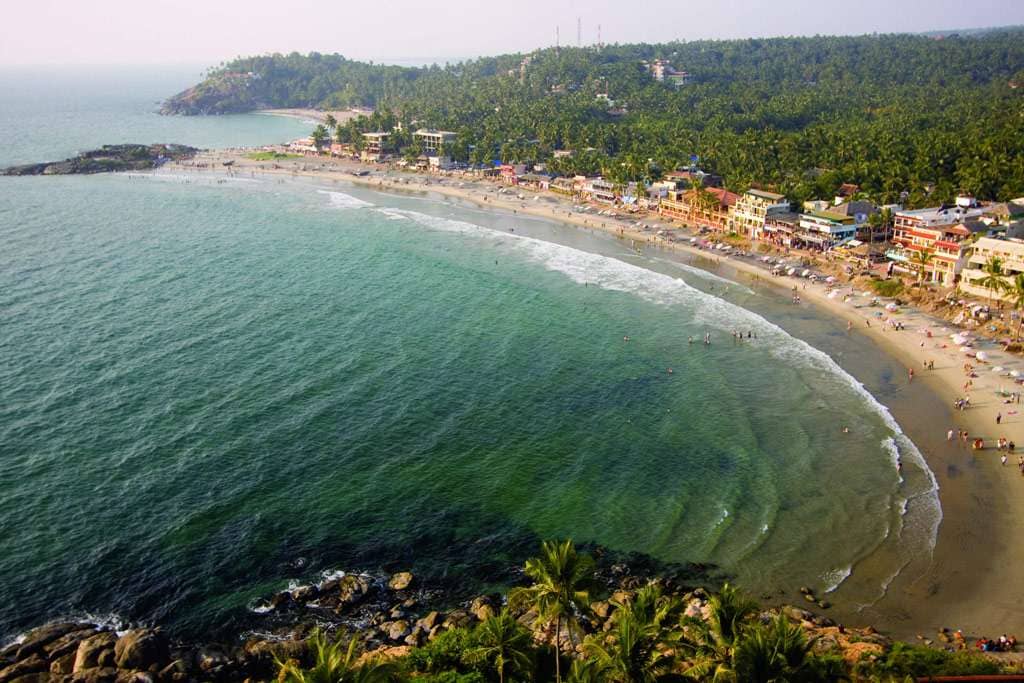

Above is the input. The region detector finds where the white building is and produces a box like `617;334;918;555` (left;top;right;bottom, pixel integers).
960;236;1024;301
413;129;457;154
729;189;790;237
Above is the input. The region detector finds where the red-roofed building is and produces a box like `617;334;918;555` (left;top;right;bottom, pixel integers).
658;187;740;232
886;205;987;284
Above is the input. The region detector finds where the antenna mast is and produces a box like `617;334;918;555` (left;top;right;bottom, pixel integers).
598;24;602;48
577;17;581;47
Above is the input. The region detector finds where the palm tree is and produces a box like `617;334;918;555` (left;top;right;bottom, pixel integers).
310;124;329;153
275;629;395;683
566;658;607;683
977;255;1008;304
509;540;596;683
679;583;758;681
584;614;676;683
731;614;816;683
910;249;933;285
467;610;534;683
324;114;338;131
1005;273;1024;341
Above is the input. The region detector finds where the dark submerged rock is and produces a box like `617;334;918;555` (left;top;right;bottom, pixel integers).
1;145;197;176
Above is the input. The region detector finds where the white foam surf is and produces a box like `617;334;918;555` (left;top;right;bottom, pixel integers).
381;206;943;563
822;566;853;593
319;190;373;209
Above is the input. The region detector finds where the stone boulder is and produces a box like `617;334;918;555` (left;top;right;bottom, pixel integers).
50;651;77;675
385;621;410;643
337;575;374;607
0;654;47;683
195;646;230;674
68;667;119;683
590;601;612;619
43;629;96;661
113;630;169;671
8;673;52;683
415;612;440;632
291;584;319;604
14;623;83;661
387;572;414;591
73;633;117;674
469;596;497;622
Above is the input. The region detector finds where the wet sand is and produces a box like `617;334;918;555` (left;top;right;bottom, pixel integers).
172;150;1024;642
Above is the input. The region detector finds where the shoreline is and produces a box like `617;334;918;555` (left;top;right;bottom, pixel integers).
168;150;1024;640
256;108;365;125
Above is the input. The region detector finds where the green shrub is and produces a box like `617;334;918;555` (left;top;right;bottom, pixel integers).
871;642;1002;677
406;628;481;675
416;672;487;683
246;151;300;161
870;279;904;297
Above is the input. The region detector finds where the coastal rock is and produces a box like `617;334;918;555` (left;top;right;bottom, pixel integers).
337;575;374;607
384;621;410;643
156;659;189;680
0;654;47;683
113;630;168;671
195;646;230;673
15;623;83;661
783;607;815;622
469;596;498;622
10;674;53;683
387;572;414;591
67;667;119;683
50;652;77;675
270;592;295;611
415;612;440;632
590;601;612;619
291;584;319;604
44;630;97;661
441;610;474;631
73;633;117;674
0;145;197;176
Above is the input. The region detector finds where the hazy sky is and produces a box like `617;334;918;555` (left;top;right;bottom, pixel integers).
4;0;1024;67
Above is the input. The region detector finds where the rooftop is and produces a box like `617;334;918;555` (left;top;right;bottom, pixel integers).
746;189;786;201
803;209;855;223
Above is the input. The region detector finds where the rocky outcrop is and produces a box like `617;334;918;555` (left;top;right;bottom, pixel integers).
160;74;263;115
1;145;197;176
0;562;897;683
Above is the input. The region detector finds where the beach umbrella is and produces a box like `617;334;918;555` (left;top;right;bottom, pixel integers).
825;276;835;283
787;267;796;275
885;303;898;312
975;351;989;361
993;366;1005;372
1011;370;1022;378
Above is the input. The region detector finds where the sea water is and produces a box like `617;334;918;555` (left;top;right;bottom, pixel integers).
0;67;939;639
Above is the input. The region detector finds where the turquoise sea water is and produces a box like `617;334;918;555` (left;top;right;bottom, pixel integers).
0;68;940;640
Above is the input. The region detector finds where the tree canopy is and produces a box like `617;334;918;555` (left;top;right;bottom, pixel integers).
167;30;1024;202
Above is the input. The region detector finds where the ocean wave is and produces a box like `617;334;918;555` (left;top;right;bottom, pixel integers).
383;206;943;564
2;613;127;646
319;190;373;209
822;566;853;593
652;256;756;294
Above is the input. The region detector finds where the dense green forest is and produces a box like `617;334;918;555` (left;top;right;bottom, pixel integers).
164;30;1024;204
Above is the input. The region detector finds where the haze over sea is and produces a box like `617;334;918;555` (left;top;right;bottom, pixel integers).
0;66;940;640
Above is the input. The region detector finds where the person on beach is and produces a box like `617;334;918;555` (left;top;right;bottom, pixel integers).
908;367;914;382
997;412;1002;425
1001;454;1008;466
947;429;955;441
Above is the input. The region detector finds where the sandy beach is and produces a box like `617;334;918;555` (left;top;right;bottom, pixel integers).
172;149;1024;643
257;108;367;125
